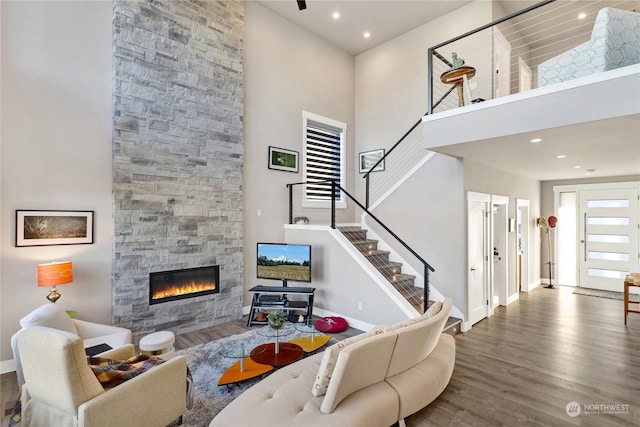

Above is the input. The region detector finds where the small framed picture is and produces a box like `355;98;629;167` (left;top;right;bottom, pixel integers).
16;210;94;247
268;146;299;173
359;149;385;173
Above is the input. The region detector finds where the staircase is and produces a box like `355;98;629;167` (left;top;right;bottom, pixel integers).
339;225;426;313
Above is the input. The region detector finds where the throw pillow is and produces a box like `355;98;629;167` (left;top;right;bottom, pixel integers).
311;327;386;397
89;354;165;389
424;301;443;318
314;316;348;333
19;303;78;335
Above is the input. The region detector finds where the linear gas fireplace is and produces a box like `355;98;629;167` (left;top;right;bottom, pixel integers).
149;265;220;305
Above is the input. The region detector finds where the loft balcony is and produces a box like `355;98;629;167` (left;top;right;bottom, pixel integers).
422;1;640;181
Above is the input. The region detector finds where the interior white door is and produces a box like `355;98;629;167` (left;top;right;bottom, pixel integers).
468;196;489;325
493;28;511;99
579;188;640;292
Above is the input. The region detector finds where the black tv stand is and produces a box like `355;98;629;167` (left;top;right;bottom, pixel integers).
247;285;315;326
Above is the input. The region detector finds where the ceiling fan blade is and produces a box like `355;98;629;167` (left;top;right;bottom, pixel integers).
297;0;307;11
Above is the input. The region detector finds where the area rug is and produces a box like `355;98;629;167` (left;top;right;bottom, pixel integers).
573;287;640;302
176;327;336;427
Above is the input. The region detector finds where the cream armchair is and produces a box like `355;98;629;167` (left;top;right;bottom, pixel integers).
11;303;133;386
18;326;188;427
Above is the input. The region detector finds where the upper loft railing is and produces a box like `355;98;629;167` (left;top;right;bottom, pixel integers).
427;0;640;114
287;179;435;310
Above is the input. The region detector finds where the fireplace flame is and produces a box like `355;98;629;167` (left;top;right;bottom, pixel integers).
151;280;217;300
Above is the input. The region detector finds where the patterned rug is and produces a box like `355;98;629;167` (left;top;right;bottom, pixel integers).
572;287;640;302
176;327;335;427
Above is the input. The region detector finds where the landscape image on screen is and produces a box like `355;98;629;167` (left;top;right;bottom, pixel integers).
257;243;311;282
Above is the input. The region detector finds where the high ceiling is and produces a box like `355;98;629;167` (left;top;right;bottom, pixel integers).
257;0;640;182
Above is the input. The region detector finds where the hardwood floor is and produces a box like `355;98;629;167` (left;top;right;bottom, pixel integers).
406;286;640;427
2;285;639;426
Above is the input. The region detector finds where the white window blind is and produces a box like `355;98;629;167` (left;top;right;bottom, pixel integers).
302;112;346;207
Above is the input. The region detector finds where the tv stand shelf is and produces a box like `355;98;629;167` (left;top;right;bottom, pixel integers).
247;286;315;327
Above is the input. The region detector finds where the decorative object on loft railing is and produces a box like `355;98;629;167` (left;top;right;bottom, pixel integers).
451;52;465;69
359;149;385;173
293;216;310;225
37;261;73;303
16;210;94;247
268;146;299;173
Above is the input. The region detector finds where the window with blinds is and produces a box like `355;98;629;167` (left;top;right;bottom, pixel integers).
302;111;346;208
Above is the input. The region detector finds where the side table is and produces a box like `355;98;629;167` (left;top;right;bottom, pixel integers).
624;273;640;325
440;65;476;107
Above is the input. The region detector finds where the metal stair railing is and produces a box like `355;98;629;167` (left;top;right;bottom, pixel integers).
287;179;435;311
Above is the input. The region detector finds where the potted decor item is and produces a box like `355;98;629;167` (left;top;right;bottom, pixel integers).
267;310;286;329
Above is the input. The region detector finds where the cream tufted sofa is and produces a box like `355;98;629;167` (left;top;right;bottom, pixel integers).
210;299;455;427
538;7;640;86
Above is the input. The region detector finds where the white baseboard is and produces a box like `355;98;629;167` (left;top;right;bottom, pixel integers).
507;293;519;305
1;359;16;375
460;321;471;332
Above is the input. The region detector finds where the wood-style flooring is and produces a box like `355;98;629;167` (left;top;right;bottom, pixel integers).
2;285;639;426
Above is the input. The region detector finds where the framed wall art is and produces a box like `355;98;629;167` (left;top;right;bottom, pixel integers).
268;146;299;173
359;149;385;173
16;210;94;247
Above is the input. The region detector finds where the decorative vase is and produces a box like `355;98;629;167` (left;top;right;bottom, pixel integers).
268;319;284;330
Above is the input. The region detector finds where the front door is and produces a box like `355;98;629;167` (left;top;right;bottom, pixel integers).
579;188;640;291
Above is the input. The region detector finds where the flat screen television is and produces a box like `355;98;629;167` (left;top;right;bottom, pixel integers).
257;242;311;286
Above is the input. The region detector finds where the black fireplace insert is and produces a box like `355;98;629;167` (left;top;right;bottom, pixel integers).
149;265;220;305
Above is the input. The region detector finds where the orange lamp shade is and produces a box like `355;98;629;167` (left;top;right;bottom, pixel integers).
37;261;73;287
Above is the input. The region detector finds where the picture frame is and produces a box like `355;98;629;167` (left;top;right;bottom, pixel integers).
359;149;385;173
16;210;94;247
268;146;299;173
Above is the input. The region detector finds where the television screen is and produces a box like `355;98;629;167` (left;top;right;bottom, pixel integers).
257;243;311;284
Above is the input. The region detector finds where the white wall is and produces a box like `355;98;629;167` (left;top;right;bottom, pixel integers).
464;159;541;296
243;2;355;301
0;1;113;365
284;226;408;327
367;153;466;315
354;0;493;198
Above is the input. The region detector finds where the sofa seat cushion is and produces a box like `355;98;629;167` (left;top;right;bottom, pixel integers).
385;334;456;419
210;352;399;427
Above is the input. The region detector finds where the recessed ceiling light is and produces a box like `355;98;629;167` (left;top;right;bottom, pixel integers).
556;155;567;159
574;165;582;169
332;11;340;20
578;12;587;19
363;32;371;39
530;138;542;143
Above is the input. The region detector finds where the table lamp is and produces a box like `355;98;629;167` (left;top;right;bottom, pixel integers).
37;261;73;303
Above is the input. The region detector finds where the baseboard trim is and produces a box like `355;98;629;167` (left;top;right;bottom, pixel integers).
1;359;16;375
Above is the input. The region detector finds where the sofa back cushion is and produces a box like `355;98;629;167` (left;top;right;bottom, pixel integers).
320;331;397;414
311;327;386;397
386;298;452;378
20;303;78;335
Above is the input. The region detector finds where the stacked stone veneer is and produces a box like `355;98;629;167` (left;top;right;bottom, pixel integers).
112;0;244;340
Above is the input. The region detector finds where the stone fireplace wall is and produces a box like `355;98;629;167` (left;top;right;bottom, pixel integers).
112;0;244;340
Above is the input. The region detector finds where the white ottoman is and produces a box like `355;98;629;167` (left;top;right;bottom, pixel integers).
139;331;176;360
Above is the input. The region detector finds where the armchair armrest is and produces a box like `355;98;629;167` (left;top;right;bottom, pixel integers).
79;355;188;427
72;319;132;341
95;344;136;361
